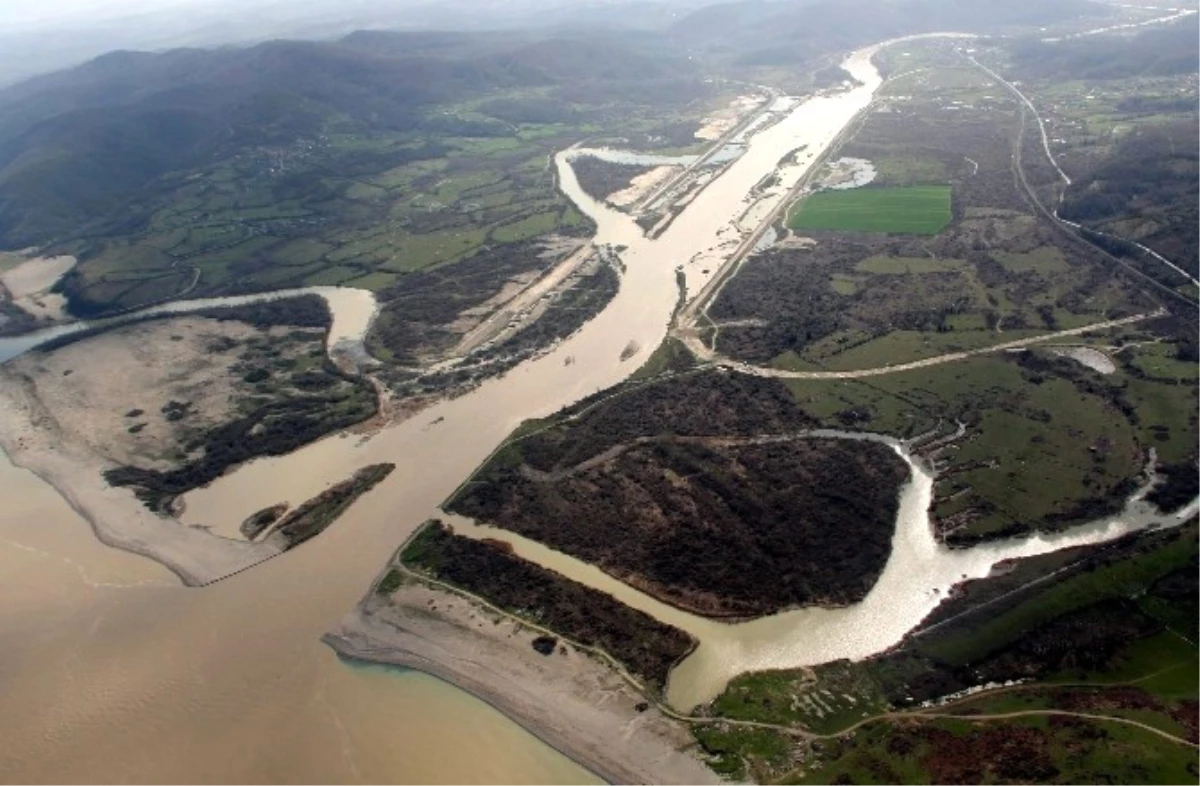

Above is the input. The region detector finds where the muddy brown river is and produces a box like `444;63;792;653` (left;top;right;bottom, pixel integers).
0;448;596;782
0;34;1191;782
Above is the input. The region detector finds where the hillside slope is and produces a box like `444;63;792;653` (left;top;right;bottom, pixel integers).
0;30;691;251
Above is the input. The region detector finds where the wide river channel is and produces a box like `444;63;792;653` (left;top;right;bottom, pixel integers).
0;36;1192;782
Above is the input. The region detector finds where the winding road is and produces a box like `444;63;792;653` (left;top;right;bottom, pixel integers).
0;17;1195;785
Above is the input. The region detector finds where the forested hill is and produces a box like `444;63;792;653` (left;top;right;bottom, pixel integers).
0;42;480;248
0;30;689;250
0;0;1119;252
669;0;1110;65
1010;17;1200;278
1058;116;1200;279
1007;14;1200;80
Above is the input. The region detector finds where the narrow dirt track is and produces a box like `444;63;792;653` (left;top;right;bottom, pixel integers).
679;309;1165;380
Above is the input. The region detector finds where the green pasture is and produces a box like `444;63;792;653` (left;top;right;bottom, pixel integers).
788;185;952;235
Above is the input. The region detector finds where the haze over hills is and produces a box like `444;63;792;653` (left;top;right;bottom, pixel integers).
0;0;1126;259
1010;12;1200;79
670;0;1112;64
0;0;1116;90
0;29;693;252
0;0;710;89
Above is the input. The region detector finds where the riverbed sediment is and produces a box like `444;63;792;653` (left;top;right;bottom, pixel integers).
0;379;282;588
4;27;1195;786
0;27;1190;786
325;585;718;785
0;287;378;584
0;367;283;585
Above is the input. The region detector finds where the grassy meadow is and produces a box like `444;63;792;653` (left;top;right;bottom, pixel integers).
787;185;952;235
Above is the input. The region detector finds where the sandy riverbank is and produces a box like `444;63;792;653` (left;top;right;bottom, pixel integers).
608;166;680;208
695;95;766;141
0;374;282;585
325;583;719;786
0;317;316;583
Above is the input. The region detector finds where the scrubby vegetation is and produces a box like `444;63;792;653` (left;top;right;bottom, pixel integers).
1147;461;1200;514
693;724;795;782
1059;120;1198;279
570;156;656;205
374;568;405;596
0;25;725;394
696;521;1199;783
452;433;908;617
720;57;1151;369
449;371;921;623
630;335;697;380
0;29;712;340
478;370;819;472
678;40;1199;777
459;258;619;371
1001;18;1200;284
366;238;567;365
0;299;44;337
194;296;332;329
703;38;1195;546
240;502;288;540
790;714;1197;785
105;377;375;511
372;252;620;398
399;520;694;690
458;321;1194;552
269;464;394;548
711;221;1140;368
785;343;1195;542
36;292;332;353
99;299;377;511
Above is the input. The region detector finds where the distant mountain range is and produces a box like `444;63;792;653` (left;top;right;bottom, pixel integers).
0;0;1111;90
0;0;1118;251
669;0;1110;65
0;29;690;249
0;0;711;89
1009;14;1200;80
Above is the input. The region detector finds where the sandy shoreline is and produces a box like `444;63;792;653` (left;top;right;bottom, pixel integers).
0;295;384;585
325;583;719;785
608;166;680;208
0;369;283;586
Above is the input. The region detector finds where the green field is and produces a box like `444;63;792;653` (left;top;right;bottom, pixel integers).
788;185;952;235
